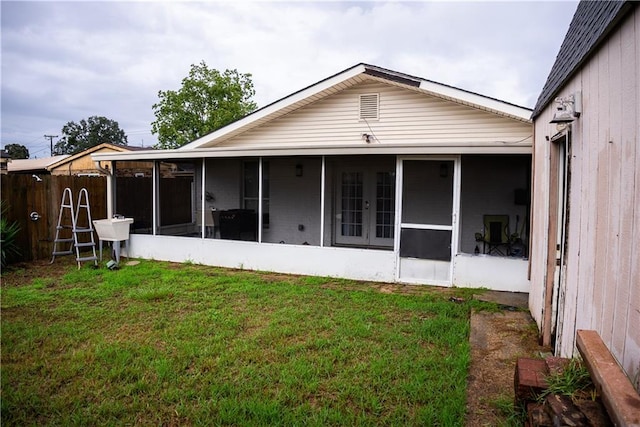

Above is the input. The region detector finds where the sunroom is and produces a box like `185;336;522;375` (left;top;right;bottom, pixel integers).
94;64;533;291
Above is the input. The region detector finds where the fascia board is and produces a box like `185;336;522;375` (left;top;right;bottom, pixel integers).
418;80;532;122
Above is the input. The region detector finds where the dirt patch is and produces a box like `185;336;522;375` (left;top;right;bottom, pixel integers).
466;306;549;426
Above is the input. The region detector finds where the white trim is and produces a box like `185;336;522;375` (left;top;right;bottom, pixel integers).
400;223;453;231
93;143;532;162
418;80;531;121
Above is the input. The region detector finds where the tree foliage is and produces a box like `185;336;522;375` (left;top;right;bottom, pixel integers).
4;143;29;159
54;116;128;155
151;61;257;149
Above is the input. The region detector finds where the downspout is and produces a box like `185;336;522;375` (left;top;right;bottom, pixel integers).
94;160;113;218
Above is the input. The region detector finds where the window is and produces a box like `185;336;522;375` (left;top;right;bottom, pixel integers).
243;160;269;226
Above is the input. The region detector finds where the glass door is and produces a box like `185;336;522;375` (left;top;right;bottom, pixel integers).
334;163;395;248
397;158;460;285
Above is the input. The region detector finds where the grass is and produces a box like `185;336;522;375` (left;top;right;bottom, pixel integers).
537;358;595;402
2;259;481;426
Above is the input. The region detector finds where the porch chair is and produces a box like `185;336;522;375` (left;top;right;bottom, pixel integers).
475;215;510;256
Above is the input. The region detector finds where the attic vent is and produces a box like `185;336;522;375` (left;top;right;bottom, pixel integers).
359;93;379;120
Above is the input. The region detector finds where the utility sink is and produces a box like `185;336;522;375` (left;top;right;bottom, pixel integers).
93;218;134;241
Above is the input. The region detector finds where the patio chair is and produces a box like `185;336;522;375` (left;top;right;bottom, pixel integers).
475;214;510;256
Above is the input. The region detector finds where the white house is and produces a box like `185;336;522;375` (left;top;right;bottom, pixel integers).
93;64;533;292
529;1;639;389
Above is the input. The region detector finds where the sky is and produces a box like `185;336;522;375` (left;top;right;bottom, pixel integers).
1;0;578;159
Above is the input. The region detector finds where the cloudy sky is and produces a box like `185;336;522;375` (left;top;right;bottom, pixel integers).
1;0;578;158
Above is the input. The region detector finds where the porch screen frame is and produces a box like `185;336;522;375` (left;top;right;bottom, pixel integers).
394;155;461;284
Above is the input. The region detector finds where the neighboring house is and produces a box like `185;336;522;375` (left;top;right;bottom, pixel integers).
7;154;70;174
529;1;639;389
93;63;534;291
47;143;154;177
0;150;9;174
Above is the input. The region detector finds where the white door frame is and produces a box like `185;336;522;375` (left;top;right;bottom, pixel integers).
394;155;461;285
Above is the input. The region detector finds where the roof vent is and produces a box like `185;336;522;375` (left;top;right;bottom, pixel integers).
359;93;379;120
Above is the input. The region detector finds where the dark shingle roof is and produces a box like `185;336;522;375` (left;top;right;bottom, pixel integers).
532;1;635;118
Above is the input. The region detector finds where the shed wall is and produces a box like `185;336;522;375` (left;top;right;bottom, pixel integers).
530;7;639;387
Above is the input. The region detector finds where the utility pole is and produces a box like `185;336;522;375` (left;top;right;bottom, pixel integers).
44;135;58;156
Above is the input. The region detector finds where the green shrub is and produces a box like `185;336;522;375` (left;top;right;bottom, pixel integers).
1;201;21;268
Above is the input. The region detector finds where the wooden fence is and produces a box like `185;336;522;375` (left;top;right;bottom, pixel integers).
2;174;195;263
1;174;107;262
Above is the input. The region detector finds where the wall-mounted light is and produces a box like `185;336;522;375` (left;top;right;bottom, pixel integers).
362;133;373;143
550;91;582;124
295;164;303;177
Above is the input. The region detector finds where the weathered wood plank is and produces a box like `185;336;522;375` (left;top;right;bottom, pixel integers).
576;330;640;427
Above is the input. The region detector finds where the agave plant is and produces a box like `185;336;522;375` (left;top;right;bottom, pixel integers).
1;201;21;269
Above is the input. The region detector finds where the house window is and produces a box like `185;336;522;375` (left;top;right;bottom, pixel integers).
243;160;269;225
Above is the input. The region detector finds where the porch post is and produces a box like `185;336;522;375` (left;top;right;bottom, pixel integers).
258;157;263;243
201;158;206;239
153;160;158;236
320;156;326;247
106;161;114;218
393;157;402;281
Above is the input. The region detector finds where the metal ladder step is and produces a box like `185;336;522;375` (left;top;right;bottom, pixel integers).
52;250;74;256
73;227;94;233
76;255;97;262
54;238;74;243
74;242;96;248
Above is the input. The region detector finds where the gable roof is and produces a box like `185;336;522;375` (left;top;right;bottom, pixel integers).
532;1;635;118
7;155;70;173
181;63;532;150
46;142;144;170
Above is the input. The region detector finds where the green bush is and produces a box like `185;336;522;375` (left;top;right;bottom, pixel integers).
1;201;21;268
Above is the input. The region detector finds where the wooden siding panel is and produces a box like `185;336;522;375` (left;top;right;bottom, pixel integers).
602;28;623;348
217;82;532;149
620;10;640;381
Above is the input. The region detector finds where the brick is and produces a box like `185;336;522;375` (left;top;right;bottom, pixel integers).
515;358;549;403
545;356;571;376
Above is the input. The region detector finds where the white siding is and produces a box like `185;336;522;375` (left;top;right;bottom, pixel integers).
530;8;640;388
216;81;532;149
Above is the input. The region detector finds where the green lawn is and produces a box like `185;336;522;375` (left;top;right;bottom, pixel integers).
2;259;480;426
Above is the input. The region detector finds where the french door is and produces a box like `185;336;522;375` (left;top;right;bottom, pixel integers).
335;162;395;248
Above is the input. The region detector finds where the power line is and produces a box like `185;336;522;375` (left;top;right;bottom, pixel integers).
44;135;58;156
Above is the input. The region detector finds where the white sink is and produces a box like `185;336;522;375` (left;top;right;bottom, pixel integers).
93;218;134;241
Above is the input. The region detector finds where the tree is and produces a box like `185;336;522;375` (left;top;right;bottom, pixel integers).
151;61;257;149
4;143;29;159
54;116;128;155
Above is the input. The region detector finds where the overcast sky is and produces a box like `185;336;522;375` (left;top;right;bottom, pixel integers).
1;0;578;158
